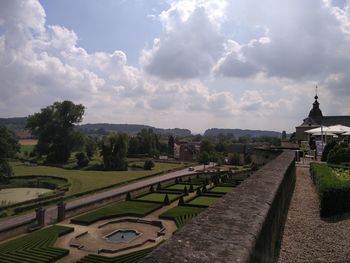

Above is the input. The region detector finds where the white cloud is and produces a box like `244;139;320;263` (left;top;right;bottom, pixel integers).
1;0;350;133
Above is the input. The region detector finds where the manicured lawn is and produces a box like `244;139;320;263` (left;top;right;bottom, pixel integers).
136;193;181;202
159;206;205;228
0;225;73;263
71;201;162;225
209;186;234;193
10;161;183;196
165;184;200;191
187;196;220;206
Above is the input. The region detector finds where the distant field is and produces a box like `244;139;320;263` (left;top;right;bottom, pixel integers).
10;161;184;196
19;139;38;145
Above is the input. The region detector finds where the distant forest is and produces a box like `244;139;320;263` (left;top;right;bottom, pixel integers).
0;117;281;138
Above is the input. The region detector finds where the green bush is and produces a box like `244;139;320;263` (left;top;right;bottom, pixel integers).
143;159;155;170
310;163;350;217
327;145;350;164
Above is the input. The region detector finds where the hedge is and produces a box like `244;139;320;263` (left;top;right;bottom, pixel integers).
77;242;163;263
0;225;73;263
159;206;205;228
310;163;350;217
71;201;162;225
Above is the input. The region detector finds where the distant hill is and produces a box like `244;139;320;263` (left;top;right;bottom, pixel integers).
77;123;192;137
0;117;27;129
204;128;281;138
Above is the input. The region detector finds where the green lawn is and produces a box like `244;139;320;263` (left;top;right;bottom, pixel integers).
71;201;162;225
0;225;73;263
187;196;220;207
164;184;200;191
10;161;183;196
136;193;181;202
209;186;234;194
159;206;205;228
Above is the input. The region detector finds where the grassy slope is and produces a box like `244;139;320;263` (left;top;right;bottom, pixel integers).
10;161;183;196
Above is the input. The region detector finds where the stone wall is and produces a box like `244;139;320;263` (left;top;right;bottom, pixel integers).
142;151;295;263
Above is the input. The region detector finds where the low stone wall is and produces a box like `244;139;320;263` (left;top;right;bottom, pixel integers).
142;151;295;263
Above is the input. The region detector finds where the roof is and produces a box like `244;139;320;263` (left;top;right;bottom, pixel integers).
322;116;350;126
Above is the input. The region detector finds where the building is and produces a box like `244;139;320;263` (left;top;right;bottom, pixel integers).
296;92;350;142
174;142;200;162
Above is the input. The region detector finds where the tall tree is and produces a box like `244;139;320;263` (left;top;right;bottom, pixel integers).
0;126;20;181
168;135;175;156
26;101;85;164
100;133;128;170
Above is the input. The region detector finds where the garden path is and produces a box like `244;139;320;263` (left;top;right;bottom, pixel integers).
278;165;350;262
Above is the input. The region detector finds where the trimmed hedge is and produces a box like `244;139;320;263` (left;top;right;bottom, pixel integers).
71;201;162;225
310;163;350;217
77;243;160;263
0;225;73;263
159;206;205;228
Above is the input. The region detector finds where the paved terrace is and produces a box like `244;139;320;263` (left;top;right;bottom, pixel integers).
0;165;203;233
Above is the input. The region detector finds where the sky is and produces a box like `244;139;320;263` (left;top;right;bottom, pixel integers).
0;0;350;134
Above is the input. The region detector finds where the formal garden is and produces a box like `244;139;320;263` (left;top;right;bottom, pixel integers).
0;171;245;262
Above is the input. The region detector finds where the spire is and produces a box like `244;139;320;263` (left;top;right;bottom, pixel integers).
315;85;318;100
308;85;323;123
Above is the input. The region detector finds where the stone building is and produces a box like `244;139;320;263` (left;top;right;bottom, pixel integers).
174;142;200;162
295;92;350;142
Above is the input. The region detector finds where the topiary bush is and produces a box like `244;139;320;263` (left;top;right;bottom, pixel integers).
322;141;337;162
144;159;155;170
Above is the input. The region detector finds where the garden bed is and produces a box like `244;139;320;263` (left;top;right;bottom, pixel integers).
70;201;162;225
0;225;73;263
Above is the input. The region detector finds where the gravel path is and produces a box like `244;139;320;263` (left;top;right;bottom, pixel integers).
278;165;350;263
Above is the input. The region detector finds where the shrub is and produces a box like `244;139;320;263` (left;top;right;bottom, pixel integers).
310;163;350;217
322;141;337;162
183;186;188;195
149;185;155;193
178;196;185;206
327;145;350;164
189;184;194;193
163;194;170;205
227;153;240;165
144;159;155;170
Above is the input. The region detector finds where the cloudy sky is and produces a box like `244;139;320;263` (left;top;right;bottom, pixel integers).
1;0;350;133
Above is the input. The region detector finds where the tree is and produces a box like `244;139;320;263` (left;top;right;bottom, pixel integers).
144;159;155;170
0;126;20;181
227;153;240;165
75;152;89;167
84;136;98;160
282;130;287;140
100;133;128;170
26;101;85;164
198;151;210;169
200;140;214;154
168;135;175;156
